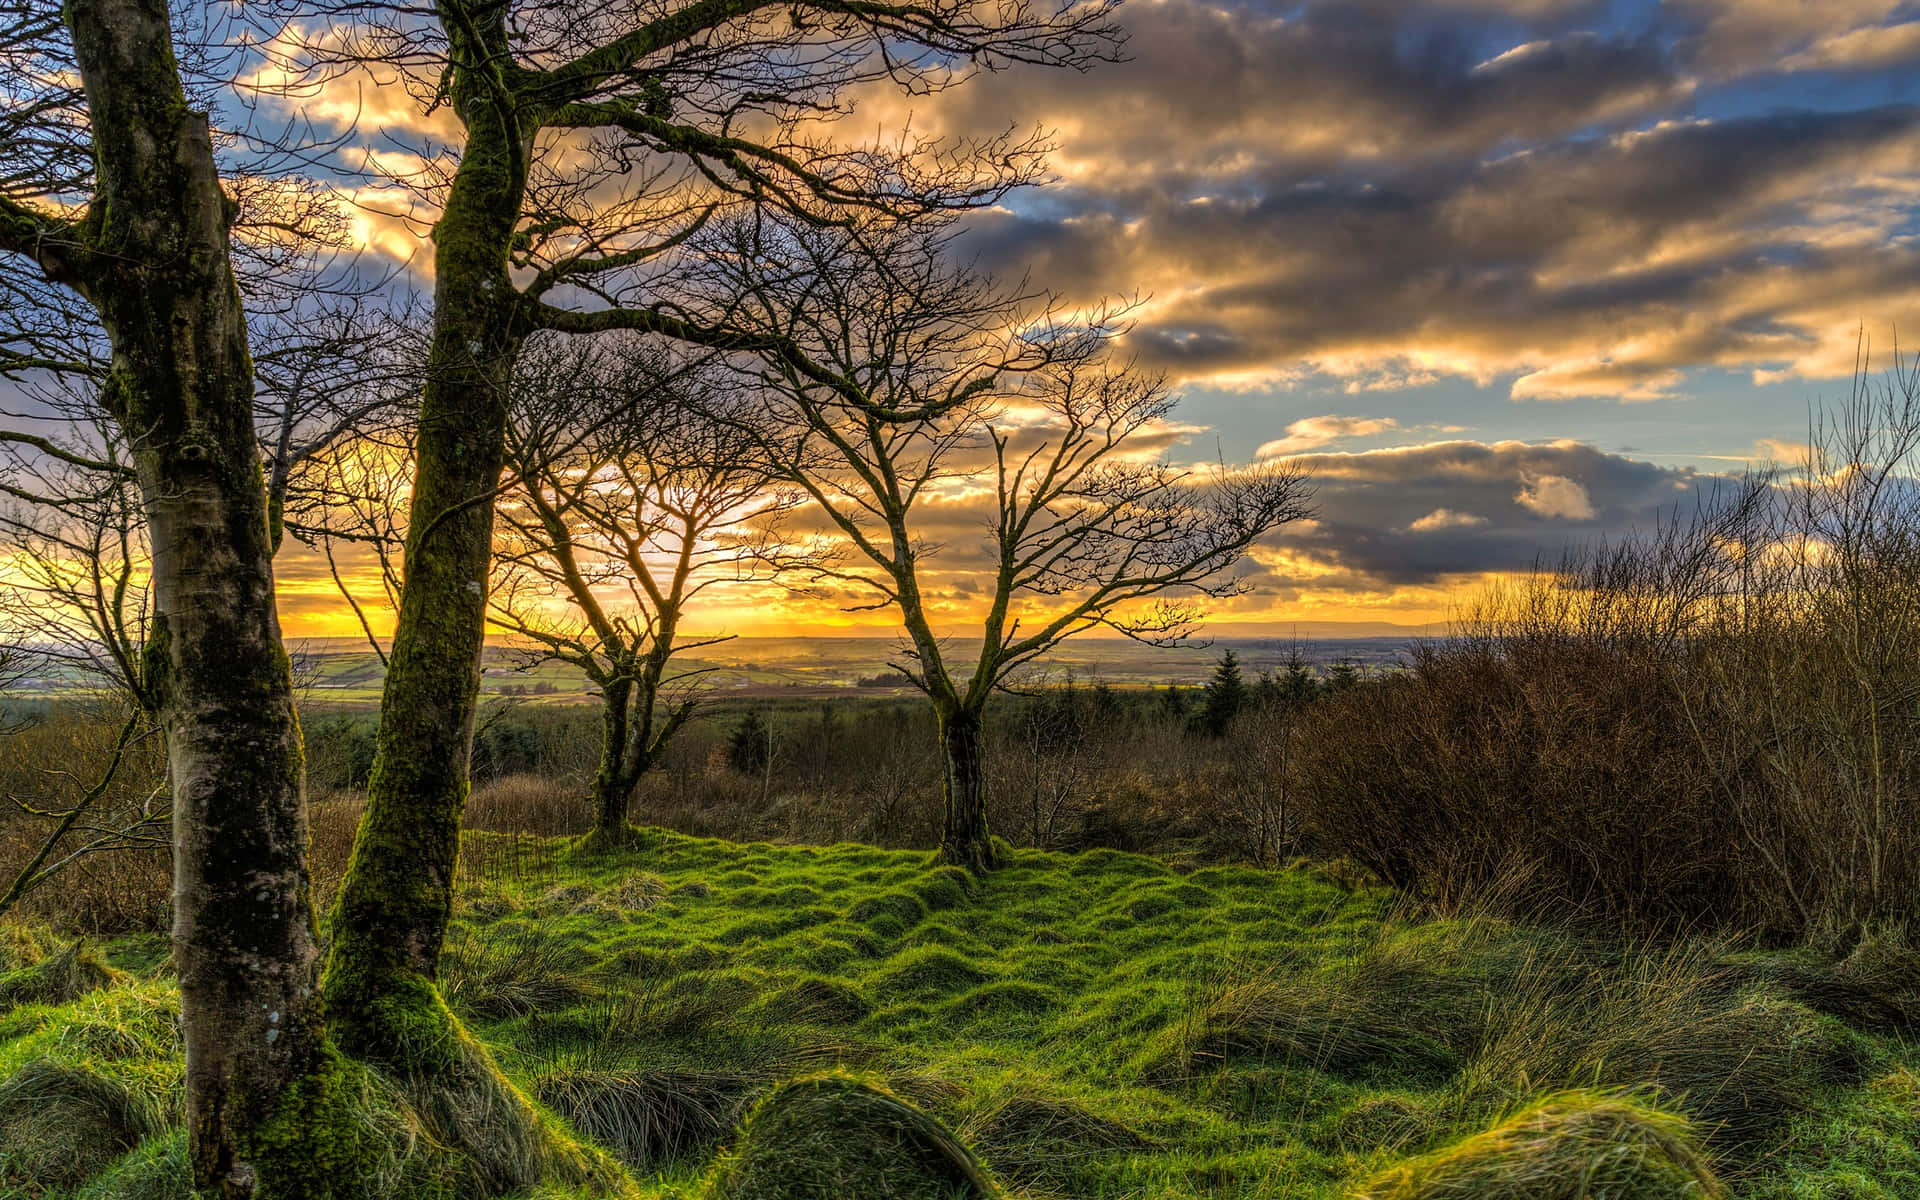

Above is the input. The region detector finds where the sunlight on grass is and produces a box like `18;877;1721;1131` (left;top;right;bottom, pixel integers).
2;828;1917;1198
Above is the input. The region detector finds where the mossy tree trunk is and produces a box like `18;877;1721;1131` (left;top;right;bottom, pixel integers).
583;640;695;847
309;60;614;1193
3;1;334;1192
937;703;996;874
321;52;530;1057
592;676;640;837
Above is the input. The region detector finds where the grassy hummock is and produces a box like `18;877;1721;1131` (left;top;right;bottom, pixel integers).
703;1073;997;1199
1356;1093;1727;1200
1;827;1916;1198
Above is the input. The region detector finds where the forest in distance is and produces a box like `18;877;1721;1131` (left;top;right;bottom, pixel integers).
3;0;1919;1198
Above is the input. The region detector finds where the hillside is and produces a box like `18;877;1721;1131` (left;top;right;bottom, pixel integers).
1;830;1915;1198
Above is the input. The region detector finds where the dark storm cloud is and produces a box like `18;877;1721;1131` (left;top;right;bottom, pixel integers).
1264;439;1723;586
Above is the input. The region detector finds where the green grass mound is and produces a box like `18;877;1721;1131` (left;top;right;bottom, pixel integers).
0;1059;170;1191
704;1075;998;1200
1757;928;1920;1035
534;1064;759;1169
961;1091;1149;1187
904;867;975;913
847;891;932;939
75;1129;190;1200
5;828;1916;1199
1466;944;1874;1146
1172;973;1461;1081
872;946;992;1002
0;937;125;1014
1359;1093;1729;1200
1319;1093;1441;1156
755;975;871;1025
440;927;600;1020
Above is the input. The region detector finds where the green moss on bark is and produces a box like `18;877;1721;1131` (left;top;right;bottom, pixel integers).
232;1045;372;1200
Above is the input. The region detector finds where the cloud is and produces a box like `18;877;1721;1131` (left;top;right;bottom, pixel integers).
1673;1;1918;76
928;0;1920;402
1409;507;1490;531
1515;473;1597;519
963;102;1920;400
1779;19;1920;73
1270;438;1715;586
1256;415;1401;457
1752;436;1814;465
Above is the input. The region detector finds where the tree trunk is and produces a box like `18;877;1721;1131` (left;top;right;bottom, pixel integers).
589;678;637;843
59;1;333;1192
304;77;618;1194
321;93;527;1057
937;706;996;873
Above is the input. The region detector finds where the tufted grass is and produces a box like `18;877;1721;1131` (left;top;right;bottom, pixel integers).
0;826;1914;1198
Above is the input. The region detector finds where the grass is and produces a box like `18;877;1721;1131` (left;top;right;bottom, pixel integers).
1;827;1916;1198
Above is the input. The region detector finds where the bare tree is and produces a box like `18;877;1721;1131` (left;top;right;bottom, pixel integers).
703;217;1315;871
256;0;1123;1080
492;336;812;844
253;296;424;556
0;1;332;1189
0;422;170;918
0;418;151;701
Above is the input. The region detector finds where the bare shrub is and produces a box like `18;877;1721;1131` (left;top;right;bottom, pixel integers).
0;699;169;933
1296;364;1920;942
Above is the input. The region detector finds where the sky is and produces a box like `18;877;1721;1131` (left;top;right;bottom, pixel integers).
842;0;1920;635
18;0;1920;643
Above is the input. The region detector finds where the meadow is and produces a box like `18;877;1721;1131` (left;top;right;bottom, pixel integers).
2;825;1916;1199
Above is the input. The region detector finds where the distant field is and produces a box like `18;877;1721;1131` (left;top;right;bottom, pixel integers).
5;635;1417;707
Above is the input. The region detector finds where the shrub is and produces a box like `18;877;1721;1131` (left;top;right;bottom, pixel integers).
1293;374;1920;941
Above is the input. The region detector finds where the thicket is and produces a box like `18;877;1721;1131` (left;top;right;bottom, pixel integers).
1293;376;1920;943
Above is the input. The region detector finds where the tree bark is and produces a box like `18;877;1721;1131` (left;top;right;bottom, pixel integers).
590;677;639;841
311;83;613;1196
55;1;332;1192
937;706;996;873
319;43;531;1049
